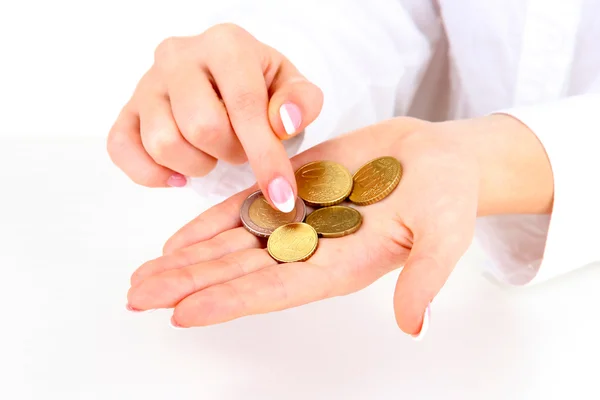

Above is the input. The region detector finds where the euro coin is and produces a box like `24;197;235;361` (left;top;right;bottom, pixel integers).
240;190;306;238
305;205;362;238
295;161;353;207
267;222;318;263
349;156;402;206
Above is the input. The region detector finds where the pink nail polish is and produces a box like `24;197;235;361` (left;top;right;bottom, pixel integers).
279;103;302;135
411;303;431;341
268;177;295;213
126;304;144;313
167;173;187;188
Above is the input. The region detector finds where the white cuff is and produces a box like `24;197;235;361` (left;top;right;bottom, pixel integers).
476;94;600;285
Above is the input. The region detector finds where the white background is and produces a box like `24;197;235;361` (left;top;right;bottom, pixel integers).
1;1;600;399
0;0;235;139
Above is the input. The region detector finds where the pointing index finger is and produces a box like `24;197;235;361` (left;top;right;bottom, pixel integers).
207;46;297;213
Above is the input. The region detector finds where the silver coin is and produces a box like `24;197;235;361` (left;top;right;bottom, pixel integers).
240;190;306;238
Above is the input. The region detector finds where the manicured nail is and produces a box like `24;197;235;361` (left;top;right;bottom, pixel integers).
411;303;430;341
169;317;185;330
279;102;302;135
268;177;295;213
126;304;149;313
167;173;187;188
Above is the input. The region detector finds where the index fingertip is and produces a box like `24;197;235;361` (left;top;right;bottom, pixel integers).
265;175;296;213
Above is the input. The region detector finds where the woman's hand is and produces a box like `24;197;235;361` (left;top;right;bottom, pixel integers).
125;114;554;337
107;23;323;212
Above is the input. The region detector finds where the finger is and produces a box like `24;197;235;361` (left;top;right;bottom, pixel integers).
393;224;474;337
139;94;217;177
128;248;275;311
131;227;261;286
170;229;387;327
268;58;323;138
208;46;297;214
167;68;246;164
162;186;257;254
107;106;175;187
171;259;344;328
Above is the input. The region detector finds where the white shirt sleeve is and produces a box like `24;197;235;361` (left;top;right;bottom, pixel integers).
475;94;600;285
189;0;439;203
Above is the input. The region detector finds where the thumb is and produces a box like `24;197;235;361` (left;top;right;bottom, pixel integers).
393;226;473;339
268;59;324;138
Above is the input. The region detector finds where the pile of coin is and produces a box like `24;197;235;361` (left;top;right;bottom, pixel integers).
240;156;402;263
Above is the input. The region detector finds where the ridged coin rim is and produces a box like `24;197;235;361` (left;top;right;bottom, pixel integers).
349;156;402;206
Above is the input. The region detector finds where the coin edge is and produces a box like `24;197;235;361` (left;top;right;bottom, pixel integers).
349;157;402;205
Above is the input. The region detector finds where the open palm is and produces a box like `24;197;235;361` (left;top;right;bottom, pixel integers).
127;118;479;335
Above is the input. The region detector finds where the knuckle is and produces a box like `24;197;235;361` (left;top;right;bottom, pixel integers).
259;269;289;305
182;115;226;148
154;37;177;61
205;23;248;43
204;24;256;63
153;36;188;69
220;252;246;275
177;265;199;294
143;129;180;161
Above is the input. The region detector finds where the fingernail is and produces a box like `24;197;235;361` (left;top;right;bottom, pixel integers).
167;173;187;188
411;303;431;341
279;102;302;135
268;177;295;213
169;317;185;330
126;304;157;313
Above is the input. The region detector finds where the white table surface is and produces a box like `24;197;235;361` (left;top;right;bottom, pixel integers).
2;136;600;399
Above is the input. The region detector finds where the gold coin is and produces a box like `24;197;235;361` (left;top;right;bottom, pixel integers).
349;156;402;206
295;161;353;207
267;222;318;263
240;190;306;238
305;206;362;238
249;195;296;230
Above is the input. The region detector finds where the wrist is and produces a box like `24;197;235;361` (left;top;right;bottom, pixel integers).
455;114;554;216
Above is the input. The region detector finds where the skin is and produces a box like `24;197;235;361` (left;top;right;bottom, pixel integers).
125;114;554;336
106;23;323;209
